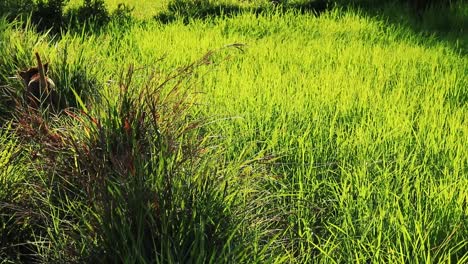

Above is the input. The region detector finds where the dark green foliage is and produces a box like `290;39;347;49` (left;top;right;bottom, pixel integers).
0;0;33;21
111;3;135;24
0;0;68;31
156;0;243;23
0;0;123;33
0;128;34;263
69;0;110;28
331;0;460;16
32;0;69;31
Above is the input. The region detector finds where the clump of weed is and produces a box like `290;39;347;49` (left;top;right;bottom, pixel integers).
3;50;237;262
68;53;231;262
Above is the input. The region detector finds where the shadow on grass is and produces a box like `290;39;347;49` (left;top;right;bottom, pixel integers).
155;0;466;54
336;1;467;54
1;0;464;53
154;0;330;24
0;0;134;35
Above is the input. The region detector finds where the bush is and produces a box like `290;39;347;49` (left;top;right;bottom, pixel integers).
32;0;69;31
70;0;110;28
0;48;237;261
1;0;117;33
111;3;135;24
0;0;34;20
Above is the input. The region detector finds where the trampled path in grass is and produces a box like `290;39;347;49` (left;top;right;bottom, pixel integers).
1;4;467;263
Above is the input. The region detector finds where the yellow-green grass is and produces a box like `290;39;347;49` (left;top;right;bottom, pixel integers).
66;0;167;19
1;5;467;262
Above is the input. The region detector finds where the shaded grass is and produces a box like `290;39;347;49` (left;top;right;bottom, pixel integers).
67;0;167;19
154;0;329;24
333;1;467;55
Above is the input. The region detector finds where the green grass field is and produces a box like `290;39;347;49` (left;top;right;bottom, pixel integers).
1;1;467;263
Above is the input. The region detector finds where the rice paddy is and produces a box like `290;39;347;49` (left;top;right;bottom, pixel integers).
0;1;467;262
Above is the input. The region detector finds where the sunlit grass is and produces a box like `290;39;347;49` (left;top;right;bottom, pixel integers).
1;3;467;262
